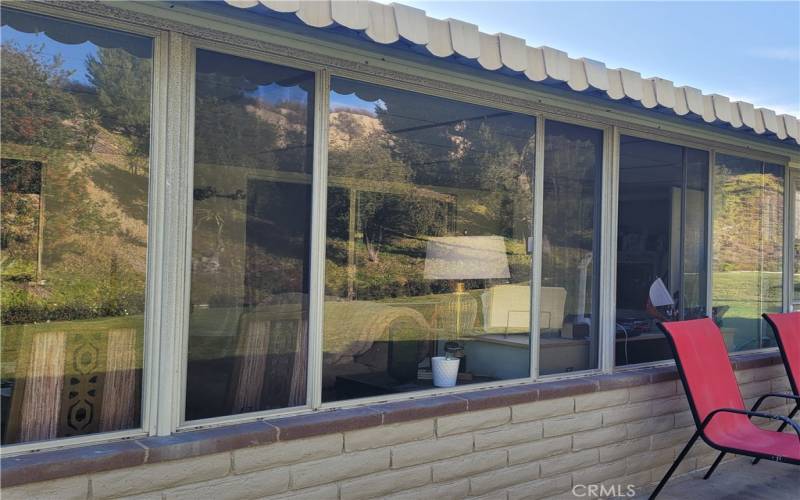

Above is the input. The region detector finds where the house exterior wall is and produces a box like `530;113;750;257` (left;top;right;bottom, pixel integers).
4;361;792;500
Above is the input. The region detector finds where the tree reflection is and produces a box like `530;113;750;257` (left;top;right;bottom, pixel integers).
1;40;151;325
1;11;153;444
713;156;784;351
322;79;536;401
325;80;535;301
185;51;315;419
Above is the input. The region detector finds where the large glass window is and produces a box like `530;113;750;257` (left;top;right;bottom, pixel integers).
185;50;315;420
1;9;153;444
713;154;784;351
540;121;603;375
615;136;709;366
323;78;536;402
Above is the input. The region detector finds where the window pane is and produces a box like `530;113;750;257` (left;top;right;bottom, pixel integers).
615;136;708;366
713;154;783;351
323;77;536;402
1;9;152;444
185;50;314;420
540;121;603;374
683;148;710;319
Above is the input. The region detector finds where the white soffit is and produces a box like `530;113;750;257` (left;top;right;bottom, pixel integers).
222;0;799;146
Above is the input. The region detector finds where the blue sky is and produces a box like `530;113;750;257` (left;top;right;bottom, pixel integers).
1;28;99;83
383;1;800;116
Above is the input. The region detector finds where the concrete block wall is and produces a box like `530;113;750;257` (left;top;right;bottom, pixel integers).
4;364;793;500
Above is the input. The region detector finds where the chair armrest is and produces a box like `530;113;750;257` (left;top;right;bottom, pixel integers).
750;392;800;413
701;407;800;441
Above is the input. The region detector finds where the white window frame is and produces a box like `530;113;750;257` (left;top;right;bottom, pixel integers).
314;68;546;411
175;38;325;430
708;148;792;355
0;2;169;453
610;129;715;370
609;133;793;370
534;115;612;380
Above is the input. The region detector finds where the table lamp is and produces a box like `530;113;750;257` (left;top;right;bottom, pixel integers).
424;236;511;386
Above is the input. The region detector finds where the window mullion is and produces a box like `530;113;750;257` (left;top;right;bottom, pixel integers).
156;31;194;435
142;29;171;437
307;69;331;410
706;151;715;324
678;148;688;321
598;125;620;373
530;116;546;380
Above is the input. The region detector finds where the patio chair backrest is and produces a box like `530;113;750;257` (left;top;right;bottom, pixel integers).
657;318;745;427
763;312;800;395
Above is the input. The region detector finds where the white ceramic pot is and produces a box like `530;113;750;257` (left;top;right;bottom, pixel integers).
432;356;460;387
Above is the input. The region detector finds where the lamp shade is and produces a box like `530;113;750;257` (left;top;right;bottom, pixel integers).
424;236;511;280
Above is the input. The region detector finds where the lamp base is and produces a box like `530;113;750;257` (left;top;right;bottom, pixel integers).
439;284;477;337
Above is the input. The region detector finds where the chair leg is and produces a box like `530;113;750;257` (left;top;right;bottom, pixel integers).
703;452;725;479
649;431;700;500
753;403;799;465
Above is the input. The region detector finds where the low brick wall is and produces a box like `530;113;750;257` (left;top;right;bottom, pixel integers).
3;353;793;500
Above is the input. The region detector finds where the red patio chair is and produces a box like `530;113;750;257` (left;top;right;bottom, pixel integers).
707;312;800;469
749;312;800;464
650;318;800;499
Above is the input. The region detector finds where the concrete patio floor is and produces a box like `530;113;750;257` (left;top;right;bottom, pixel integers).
637;457;798;499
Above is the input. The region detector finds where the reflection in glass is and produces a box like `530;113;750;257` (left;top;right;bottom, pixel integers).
185;50;314;420
683;148;710;320
615;136;708;366
713;154;783;351
540;121;603;375
0;9;152;444
324;78;536;402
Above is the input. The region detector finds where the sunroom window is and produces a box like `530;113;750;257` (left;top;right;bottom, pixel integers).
712;154;784;351
184;49;316;421
322;78;536;401
615;136;709;366
539;120;603;375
